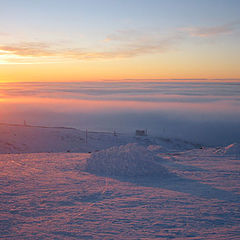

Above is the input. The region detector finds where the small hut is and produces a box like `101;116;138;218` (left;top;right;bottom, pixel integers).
136;129;147;136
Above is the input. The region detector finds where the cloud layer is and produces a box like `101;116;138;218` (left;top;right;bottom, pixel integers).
0;32;180;63
182;21;240;37
1;80;240;103
0;21;239;63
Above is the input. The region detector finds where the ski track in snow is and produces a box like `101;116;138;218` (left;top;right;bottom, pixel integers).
0;124;240;239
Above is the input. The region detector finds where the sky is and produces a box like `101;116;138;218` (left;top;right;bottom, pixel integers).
0;0;240;82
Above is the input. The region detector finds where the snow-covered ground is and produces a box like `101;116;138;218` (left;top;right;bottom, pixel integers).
0;124;240;239
0;123;200;154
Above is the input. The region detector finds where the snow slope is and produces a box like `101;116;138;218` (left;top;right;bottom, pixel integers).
0;123;201;154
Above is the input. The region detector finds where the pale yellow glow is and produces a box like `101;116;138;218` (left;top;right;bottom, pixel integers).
0;50;239;82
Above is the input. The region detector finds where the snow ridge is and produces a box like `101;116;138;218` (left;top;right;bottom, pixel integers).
215;143;240;155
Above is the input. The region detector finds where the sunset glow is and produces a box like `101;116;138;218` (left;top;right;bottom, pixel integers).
0;0;240;82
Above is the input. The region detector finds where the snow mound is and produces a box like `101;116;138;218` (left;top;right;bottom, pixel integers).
86;143;168;177
215;143;240;155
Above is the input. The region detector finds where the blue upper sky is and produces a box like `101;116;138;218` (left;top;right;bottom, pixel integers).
2;0;239;40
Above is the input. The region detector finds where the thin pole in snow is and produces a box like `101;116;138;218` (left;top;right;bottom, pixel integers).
86;128;88;144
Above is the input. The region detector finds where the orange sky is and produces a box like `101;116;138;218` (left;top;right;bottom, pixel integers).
1;54;240;83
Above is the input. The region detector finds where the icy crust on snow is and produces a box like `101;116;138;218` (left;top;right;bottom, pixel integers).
86;143;168;177
215;143;240;155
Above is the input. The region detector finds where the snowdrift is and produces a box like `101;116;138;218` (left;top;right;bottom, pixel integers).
215;143;240;155
86;143;169;177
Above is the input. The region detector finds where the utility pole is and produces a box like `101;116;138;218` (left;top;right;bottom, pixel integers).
86;128;88;144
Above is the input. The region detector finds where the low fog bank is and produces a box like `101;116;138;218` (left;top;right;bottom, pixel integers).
1;80;240;146
2;110;240;147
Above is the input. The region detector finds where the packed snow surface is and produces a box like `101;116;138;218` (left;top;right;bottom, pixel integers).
86;143;168;177
1;149;240;239
1;123;240;239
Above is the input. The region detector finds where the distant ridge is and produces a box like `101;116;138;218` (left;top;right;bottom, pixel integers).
0;122;77;130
